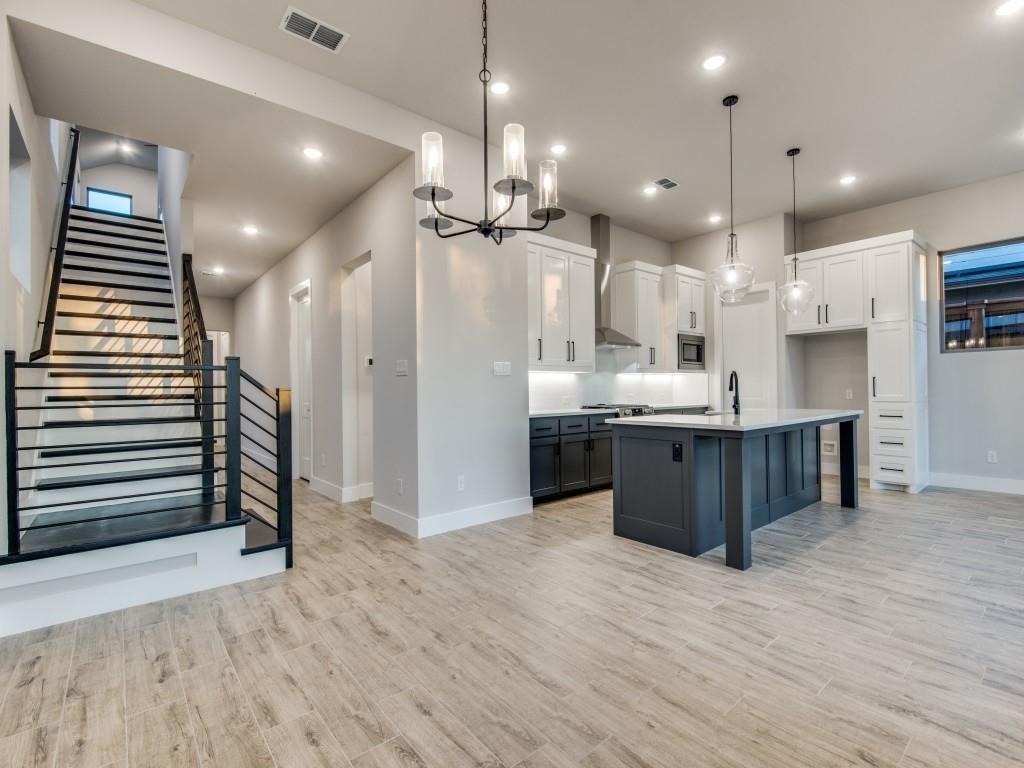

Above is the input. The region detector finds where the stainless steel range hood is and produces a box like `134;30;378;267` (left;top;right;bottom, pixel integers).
591;213;641;348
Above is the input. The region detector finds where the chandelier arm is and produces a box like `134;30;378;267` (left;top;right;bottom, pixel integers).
500;209;552;233
430;193;478;228
491;230;503;245
487;183;517;227
434;222;479;239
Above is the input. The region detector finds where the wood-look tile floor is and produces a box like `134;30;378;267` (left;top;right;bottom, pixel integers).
2;478;1023;767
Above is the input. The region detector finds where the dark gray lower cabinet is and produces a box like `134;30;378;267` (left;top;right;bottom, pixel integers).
559;434;590;493
529;436;560;499
588;434;613;487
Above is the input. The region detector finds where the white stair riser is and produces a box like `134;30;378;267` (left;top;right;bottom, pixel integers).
37;423;203;448
71;209;162;227
66;230;165;247
22;475;206;511
49;335;180;354
64;257;169;279
24;455;209;483
38;403;194;420
55;315;178;334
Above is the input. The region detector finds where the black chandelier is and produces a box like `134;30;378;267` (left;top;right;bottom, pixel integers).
412;0;566;244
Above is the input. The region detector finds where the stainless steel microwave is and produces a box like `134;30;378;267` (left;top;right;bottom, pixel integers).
677;333;705;370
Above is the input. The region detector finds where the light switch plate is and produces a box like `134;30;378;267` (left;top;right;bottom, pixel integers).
395;359;409;376
493;361;511;376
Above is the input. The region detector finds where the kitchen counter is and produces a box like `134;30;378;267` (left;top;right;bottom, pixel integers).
611;408;861;570
529;404;710;418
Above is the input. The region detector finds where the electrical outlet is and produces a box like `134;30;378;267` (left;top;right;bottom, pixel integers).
396;478;404;496
845;388;854;400
395;359;409;376
822;440;837;456
987;450;998;464
457;475;465;492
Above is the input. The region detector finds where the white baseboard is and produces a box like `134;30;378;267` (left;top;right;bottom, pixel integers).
0;527;286;638
821;462;870;480
929;472;1024;496
309;475;344;502
371;496;532;539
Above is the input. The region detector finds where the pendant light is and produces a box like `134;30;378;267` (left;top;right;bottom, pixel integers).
709;95;756;303
778;148;816;315
411;0;566;244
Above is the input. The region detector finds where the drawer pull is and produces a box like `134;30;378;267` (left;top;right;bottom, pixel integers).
534;426;553;431
566;423;583;429
880;465;904;473
879;441;904;446
878;414;902;419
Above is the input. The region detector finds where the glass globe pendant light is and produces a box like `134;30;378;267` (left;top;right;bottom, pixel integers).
709;95;756;303
779;147;816;315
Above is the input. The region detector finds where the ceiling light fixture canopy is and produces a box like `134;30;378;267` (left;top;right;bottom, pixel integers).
702;54;727;70
709;95;756;303
778;148;815;315
412;0;565;243
303;147;323;160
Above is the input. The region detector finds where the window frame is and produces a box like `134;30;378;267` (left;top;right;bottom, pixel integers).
939;235;1024;354
85;186;133;216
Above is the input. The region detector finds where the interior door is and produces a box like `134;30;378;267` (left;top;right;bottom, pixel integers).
540;247;570;366
691;278;706;335
786;260;823;333
721;284;778;410
527;243;542;365
823;253;865;328
866;244;909;323
568;254;595;369
869;322;910;402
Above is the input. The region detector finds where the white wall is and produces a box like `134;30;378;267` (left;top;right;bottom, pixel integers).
353;261;373;491
197;294;233;336
156;145;191;327
802;170;1024;486
535;200;672;266
78;162;157;218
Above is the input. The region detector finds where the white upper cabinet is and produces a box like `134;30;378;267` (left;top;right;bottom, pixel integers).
866;243;909;323
822;252;865;329
527;234;597;372
785;259;824;333
612;262;663;371
691;278;706;335
672;272;706;335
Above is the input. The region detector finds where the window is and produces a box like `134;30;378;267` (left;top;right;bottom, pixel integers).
86;187;132;216
940;237;1024;352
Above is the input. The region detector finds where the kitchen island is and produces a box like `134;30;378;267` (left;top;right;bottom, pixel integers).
611;409;861;570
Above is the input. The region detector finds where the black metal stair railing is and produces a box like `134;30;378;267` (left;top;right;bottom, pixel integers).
3;353;293;564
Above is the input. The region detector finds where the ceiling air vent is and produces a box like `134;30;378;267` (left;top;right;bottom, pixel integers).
280;6;348;53
653;177;678;190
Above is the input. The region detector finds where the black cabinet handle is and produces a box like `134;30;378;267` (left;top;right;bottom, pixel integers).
537;338;542;361
879;414;901;419
872;376;877;397
652;347;656;365
535;426;553;431
880;466;903;473
871;297;875;319
825;304;830;324
817;305;821;324
879;441;904;446
566;341;571;361
571;340;575;361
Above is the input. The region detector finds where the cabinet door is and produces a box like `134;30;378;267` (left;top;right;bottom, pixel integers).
539;247;571;366
786;260;824;333
676;276;694;332
559;434;590;492
588;434;613;487
527;244;542;365
569;255;595;369
823;253;865;328
638;272;662;369
529;436;560;498
866;244;909;323
691;278;706;335
869;323;911;402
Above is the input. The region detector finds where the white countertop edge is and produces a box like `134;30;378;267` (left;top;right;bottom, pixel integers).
611;408;863;432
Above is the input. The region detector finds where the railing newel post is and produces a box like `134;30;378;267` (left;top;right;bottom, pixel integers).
225;356;242;520
200;339;215;500
276;387;293;568
4;351;19;556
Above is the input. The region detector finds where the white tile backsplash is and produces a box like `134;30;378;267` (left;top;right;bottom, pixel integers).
529;351;709;411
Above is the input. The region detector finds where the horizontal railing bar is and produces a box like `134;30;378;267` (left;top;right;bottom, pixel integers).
15;385;226;391
241;488;277;513
18;496;227;532
22;465;222;492
240;450;278;476
240;370;278;402
18;484;227;512
240;469;277;496
241;432;276;456
18;417;225;431
18;434;226;451
18;450;225;472
17;402;227;411
15;362;225;371
241;412;277;439
240;393;277;421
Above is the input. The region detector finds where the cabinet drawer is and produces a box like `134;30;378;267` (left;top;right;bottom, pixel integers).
589;414;614;432
529;417;559;438
871;456;915;485
872;430;914;458
870;403;914;431
559;416;589;435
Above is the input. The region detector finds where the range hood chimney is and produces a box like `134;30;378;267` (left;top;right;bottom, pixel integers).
591;213;641;348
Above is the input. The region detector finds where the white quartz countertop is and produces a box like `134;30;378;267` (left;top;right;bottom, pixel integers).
529;404;710;418
613;408;862;432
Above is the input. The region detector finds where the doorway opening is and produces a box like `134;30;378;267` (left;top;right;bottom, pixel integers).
289;281;313;482
352;259;373;498
9;110;31;292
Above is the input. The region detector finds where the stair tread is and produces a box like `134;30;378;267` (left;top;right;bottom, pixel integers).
243;514;282;553
59;293;175;308
68;214;163;236
35;464;215;491
65;250;168;269
64;263;170;280
14;494;243;560
66;237;166;256
54;329;178;340
40;438;203;459
42;415;202;428
56;311;176;323
67;225;165;244
71;205;163;224
61;278;174;294
47;371;192;378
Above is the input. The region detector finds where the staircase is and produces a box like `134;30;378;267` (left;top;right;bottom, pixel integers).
1;127;291;636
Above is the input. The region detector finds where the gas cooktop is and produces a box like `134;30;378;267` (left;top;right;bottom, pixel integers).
582;404;655;417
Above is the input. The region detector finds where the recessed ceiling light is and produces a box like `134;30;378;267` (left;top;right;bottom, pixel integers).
709;213;722;224
643;185;658;196
490;81;510;95
702;54;727;71
303;147;323;160
242;225;259;236
212;266;225;275
839;175;857;186
995;0;1024;16
550;144;567;155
